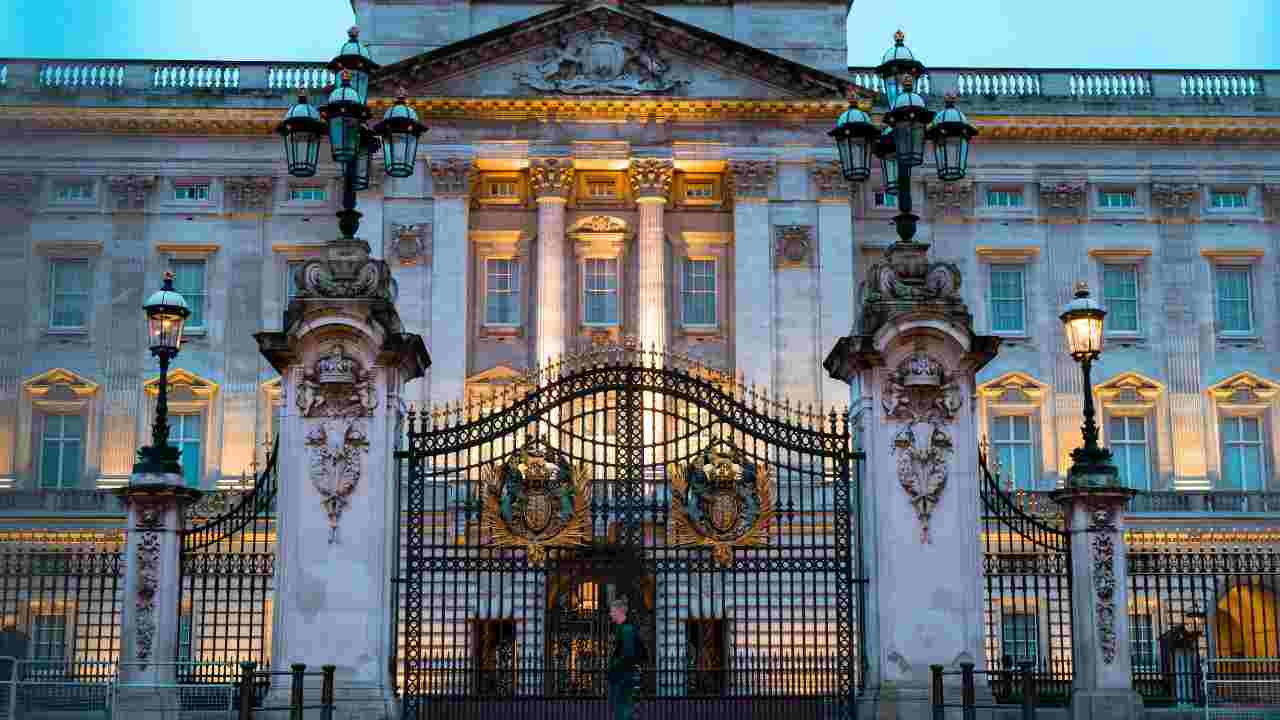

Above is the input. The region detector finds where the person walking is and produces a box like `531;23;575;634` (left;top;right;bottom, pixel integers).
607;596;645;720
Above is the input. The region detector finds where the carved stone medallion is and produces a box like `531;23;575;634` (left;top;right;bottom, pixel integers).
517;31;688;96
668;440;776;566
774;225;814;268
296;343;377;418
305;421;369;543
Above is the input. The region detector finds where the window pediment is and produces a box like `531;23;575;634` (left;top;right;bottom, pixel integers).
144;368;218;399
978;372;1047;405
24;368;98;398
1208;371;1279;405
1095;372;1163;411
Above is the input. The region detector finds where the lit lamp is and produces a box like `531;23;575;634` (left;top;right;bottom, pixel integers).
374;89;427;179
133;271;190;476
1060;281;1120;487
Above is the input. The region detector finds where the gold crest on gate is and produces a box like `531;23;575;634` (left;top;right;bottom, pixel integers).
479;436;591;567
668;441;776;567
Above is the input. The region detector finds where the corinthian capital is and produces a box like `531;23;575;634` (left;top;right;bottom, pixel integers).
1038;181;1086;209
627;158;673;201
727;160;775;201
1150;182;1199;209
529;158;575;200
107;175;157;211
810;160;851;202
430;158;475;197
223;176;276;210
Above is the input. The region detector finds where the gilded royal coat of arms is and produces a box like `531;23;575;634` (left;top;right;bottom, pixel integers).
480;438;591;567
668;442;776;566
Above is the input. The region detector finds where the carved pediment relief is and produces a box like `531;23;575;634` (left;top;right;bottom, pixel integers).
143;368;217;399
569;215;628;234
24;368;99;398
1208;371;1280;405
1095;372;1163;407
978;371;1047;404
371;4;853;101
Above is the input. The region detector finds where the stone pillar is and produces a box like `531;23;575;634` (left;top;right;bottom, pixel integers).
1052;488;1143;720
730;160;776;389
257;234;430;720
0;175;39;480
114;477;201;716
629;159;673;354
428;158;471;406
825;240;1000;720
813;161;855;412
530;159;574;368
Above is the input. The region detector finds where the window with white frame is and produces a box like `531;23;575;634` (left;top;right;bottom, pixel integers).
53;181;94;202
1220;415;1265;491
1001;612;1039;665
40;414;84;489
1129;613;1157;672
583;258;620;326
873;190;897;209
991;415;1035;490
682;259;717;327
1214;267;1253;335
171;260;206;330
288;187;326;202
1102;265;1139;334
174;183;210;201
989;266;1026;334
1098;190;1136;209
1210;190;1248;209
484;258;520;326
49;260;90;329
1108;415;1151;491
987;189;1025;208
31;614;66;661
172;413;203;488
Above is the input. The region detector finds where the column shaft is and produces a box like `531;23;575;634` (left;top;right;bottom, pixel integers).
636;197;667;353
536;197;568;368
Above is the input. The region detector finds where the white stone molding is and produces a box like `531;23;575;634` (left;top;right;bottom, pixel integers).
1086;248;1153;347
773;224;814;269
676;232;732;337
472;230;531;340
810;160;851;203
18;369;100;489
1094;371;1170;491
1200;248;1266;349
633;170;670;354
534;178;571;365
430;157;475;197
569;215;630;339
107;174;157;211
727;160;775;202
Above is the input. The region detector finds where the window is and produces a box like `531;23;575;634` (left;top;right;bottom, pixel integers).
171;261;206;330
1099;190;1136;209
1109;416;1150;491
1211;191;1248;209
873;191;897;209
987;189;1025;208
172;413;203;488
1001;612;1039;665
484;258;520;326
1102;266;1139;333
40;414;84;489
1129;613;1157;672
991;415;1035;490
685;182;715;199
1215;268;1253;334
989;266;1026;334
31;615;66;661
487;181;517;198
682;259;717;327
49;260;90;329
174;184;210;201
587;181;618;200
285;261;306;301
583;258;620;326
289;187;326;202
1220;416;1264;491
53;182;93;202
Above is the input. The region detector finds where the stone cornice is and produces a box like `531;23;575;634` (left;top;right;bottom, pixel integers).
6;105;1280;142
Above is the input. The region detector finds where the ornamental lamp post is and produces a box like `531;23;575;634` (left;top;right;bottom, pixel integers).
133;271;190;476
1060;281;1121;487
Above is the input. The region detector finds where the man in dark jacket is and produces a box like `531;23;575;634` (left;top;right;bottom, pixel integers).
607;597;644;720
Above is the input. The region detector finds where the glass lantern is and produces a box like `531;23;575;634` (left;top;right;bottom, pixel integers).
320;71;370;164
1060;281;1106;360
144;272;191;354
874;128;899;196
328;27;378;105
829;100;879;183
276;91;327;178
883;83;934;168
926;94;977;182
374;90;427;179
875;30;927;108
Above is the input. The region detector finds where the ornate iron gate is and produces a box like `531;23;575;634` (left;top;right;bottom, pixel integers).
396;344;861;720
979;447;1073;703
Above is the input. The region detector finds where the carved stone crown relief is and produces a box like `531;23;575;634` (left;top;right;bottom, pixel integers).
390;223;430;266
883;348;963;543
571;215;628;233
517;31;688;96
926;180;974;212
296;343;378;419
774;225;814;268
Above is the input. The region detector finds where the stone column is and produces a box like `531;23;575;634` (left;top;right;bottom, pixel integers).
825;240;1000;720
730;160;776;389
1052;487;1143;720
530;159;574;369
0;175;39;480
813;161;855;412
428;158;472;406
257;235;430;720
114;477;201;716
629;159;673;354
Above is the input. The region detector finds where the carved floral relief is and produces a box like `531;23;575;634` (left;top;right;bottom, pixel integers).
1089;508;1119;665
305;421;369;543
133;508;163;668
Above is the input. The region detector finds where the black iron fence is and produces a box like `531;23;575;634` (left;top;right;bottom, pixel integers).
932;662;1041;720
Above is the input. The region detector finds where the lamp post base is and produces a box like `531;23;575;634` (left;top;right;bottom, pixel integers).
131;445;183;480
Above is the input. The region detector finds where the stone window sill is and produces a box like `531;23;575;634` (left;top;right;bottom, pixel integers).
45;327;87;336
480;325;522;339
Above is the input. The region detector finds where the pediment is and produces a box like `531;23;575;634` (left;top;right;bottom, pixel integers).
372;2;854;101
1095;372;1164;405
1208;371;1280;404
977;371;1047;403
144;368;218;399
24;368;98;397
469;364;530;385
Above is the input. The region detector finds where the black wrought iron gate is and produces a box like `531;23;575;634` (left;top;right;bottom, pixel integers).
396;345;862;720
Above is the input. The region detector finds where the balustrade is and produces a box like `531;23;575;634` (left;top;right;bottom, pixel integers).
1181;72;1263;97
267;65;333;90
955;71;1041;97
38;63;126;88
152;63;240;89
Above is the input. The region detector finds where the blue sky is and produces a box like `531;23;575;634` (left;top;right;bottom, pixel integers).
2;0;1276;69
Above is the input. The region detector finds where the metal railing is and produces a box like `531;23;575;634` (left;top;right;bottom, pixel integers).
0;488;123;513
932;662;1040;720
1003;490;1280;516
1204;658;1280;720
238;662;334;720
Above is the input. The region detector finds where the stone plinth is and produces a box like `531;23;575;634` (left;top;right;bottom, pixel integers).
257;239;430;720
1051;486;1144;720
826;238;1000;720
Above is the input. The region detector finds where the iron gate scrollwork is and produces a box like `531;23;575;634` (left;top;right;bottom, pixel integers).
396;343;862;720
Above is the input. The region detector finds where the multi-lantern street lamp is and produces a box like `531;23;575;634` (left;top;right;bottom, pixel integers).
132;272;190;476
830;31;977;243
275;27;427;242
